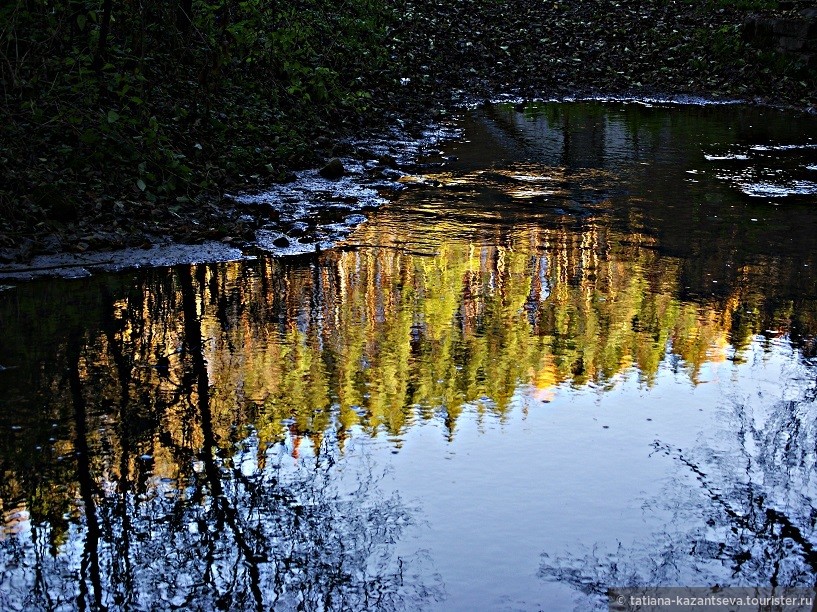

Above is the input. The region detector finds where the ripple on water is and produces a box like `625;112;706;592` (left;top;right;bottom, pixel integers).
704;141;817;201
703;154;750;161
739;180;817;198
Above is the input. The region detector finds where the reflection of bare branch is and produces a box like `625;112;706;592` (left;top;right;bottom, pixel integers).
1;429;440;610
541;371;817;609
650;441;751;531
1;262;444;611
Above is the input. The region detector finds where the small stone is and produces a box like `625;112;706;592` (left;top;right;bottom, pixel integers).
272;235;290;248
378;154;398;168
380;168;403;180
319;157;345;179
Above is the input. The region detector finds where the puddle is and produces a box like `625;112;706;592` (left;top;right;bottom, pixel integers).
2;101;817;611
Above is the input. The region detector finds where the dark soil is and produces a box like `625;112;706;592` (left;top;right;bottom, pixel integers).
1;0;815;264
390;0;817;106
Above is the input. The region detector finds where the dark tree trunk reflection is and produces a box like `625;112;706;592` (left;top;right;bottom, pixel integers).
67;331;107;612
179;265;265;611
0;266;441;611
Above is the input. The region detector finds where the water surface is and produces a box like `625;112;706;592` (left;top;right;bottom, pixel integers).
2;101;817;610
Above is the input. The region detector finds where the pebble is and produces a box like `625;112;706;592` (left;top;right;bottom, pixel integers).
319;157;346;179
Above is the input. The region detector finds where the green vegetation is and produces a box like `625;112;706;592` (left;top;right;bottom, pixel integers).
0;0;394;249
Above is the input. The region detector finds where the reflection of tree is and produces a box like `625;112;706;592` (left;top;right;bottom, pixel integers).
539;364;817;611
0;445;437;611
3;101;817;610
2;242;807;609
0;265;441;611
2;196;814;473
67;330;106;611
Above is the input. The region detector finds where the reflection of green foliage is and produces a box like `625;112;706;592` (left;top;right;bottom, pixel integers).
1;224;811;464
257;326;331;445
321;229;736;430
1;198;816;527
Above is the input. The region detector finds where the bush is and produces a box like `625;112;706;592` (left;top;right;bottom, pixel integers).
0;0;393;243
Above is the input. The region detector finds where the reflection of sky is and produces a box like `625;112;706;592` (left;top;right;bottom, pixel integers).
331;336;808;610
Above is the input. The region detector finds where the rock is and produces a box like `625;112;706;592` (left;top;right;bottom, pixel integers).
380;168;404;180
319;157;345;179
272;235;290;248
779;35;807;51
378;154;399;168
744;13;817;61
771;17;816;38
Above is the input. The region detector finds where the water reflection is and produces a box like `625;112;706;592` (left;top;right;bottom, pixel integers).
1;101;817;609
539;366;817;608
0;266;440;610
1;442;432;611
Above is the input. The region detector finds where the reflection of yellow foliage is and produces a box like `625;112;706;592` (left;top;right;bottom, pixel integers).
530;356;558;403
25;169;790;496
108;218;770;455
